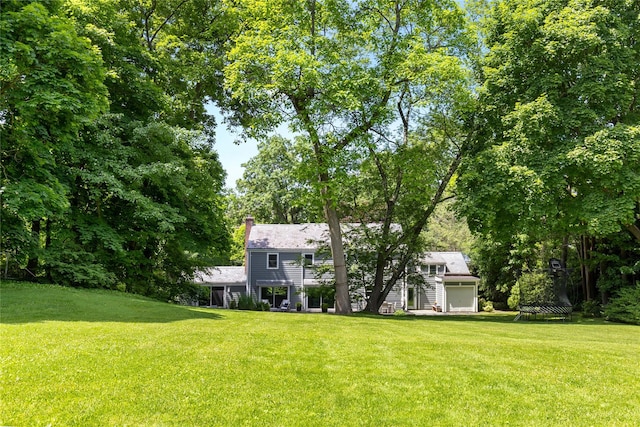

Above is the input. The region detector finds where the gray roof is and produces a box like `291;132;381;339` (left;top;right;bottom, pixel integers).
246;223;474;276
247;223;403;251
421;252;472;274
194;266;246;285
247;223;330;250
439;252;472;275
422;252;447;265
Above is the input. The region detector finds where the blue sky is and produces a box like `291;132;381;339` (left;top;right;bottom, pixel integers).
210;104;294;189
208;104;258;189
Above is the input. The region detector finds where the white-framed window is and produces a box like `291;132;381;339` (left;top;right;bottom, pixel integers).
267;253;279;269
303;253;314;267
421;265;438;276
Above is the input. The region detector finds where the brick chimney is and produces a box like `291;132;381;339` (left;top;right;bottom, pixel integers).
244;216;254;271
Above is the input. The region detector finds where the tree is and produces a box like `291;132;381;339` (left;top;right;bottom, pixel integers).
423;201;474;253
1;0;108;278
67;0;235;136
456;0;640;302
333;108;477;313
224;0;473;313
230;135;323;225
2;0;231;299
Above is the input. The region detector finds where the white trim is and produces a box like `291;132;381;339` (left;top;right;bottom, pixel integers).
443;283;478;313
267;253;279;269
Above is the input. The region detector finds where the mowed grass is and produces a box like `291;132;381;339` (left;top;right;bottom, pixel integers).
1;282;639;426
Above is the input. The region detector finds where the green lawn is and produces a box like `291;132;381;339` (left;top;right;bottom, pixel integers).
1;281;639;426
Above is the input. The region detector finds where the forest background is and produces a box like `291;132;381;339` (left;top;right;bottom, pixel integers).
1;0;638;322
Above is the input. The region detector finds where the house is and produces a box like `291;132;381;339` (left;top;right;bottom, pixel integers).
195;217;479;313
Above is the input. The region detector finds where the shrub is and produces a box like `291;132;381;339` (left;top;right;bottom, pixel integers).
604;286;640;325
229;300;237;309
482;301;494;312
517;271;554;305
393;309;406;316
260;302;271;311
581;299;603;318
237;294;256;310
507;282;520;310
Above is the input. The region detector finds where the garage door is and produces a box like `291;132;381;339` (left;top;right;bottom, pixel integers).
446;286;475;312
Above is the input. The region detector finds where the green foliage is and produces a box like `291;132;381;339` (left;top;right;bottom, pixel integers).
1;0;108;276
230;136;323;225
423;201;475;253
605;286;640;325
507;283;520;310
482;300;494;312
228;224;246;266
581;300;603;319
237;294;257;310
261;301;272;311
470;234;540;304
517;270;554;306
1;0;230;298
457;0;640;309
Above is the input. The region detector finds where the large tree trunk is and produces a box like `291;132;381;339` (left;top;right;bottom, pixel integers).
324;202;351;314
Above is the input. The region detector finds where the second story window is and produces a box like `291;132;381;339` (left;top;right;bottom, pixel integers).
303;253;314;267
267;253;279;269
421;265;438;276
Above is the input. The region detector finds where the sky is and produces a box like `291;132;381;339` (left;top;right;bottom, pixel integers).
212;120;257;189
208;105;258;189
209;104;294;189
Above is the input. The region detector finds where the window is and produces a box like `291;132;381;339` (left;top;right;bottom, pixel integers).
260;286;288;307
303;253;314;266
267;253;279;269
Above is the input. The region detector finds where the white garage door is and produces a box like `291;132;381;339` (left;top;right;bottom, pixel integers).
446;286;475;312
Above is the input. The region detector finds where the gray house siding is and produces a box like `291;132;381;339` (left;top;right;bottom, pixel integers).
248;250;307;307
436;281;444;308
249;251;304;285
417;277;437;309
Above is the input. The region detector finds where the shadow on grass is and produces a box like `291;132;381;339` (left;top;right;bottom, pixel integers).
0;281;222;324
